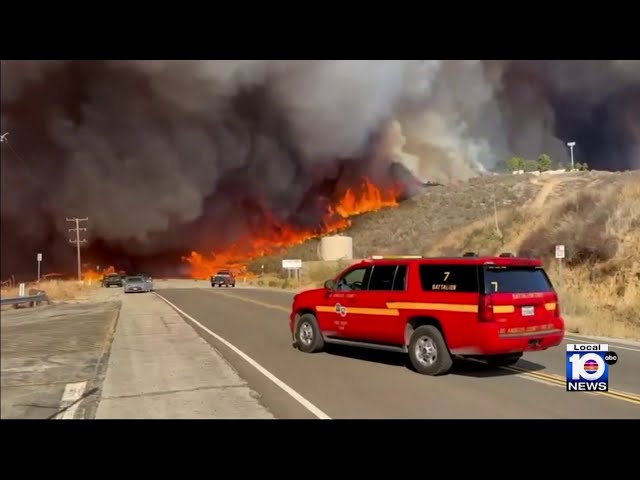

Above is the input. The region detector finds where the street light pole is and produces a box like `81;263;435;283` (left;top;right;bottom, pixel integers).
567;141;576;170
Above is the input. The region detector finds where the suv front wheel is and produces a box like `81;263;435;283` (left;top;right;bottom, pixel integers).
408;325;453;376
294;314;325;353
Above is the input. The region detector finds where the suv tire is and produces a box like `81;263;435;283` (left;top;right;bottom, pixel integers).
486;353;522;367
295;314;325;353
408;325;453;376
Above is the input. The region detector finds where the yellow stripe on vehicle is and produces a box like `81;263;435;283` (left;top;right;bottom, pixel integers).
386;302;479;313
316;306;336;313
316;305;399;316
493;305;515;314
348;307;399;316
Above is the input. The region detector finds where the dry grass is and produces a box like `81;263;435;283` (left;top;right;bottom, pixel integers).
549;266;640;339
536;178;640;340
0;279;101;304
262;169;640;340
419;171;640;340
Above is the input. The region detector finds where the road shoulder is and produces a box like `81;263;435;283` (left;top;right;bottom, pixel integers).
95;291;275;419
1;291;121;419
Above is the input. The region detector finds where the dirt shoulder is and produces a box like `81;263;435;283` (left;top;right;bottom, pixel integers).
0;287;122;419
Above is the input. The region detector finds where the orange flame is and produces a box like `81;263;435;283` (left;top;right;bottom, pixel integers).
333;178;401;217
183;177;403;278
82;265;116;282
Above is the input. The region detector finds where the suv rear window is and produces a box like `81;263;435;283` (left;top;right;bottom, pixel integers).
483;266;554;294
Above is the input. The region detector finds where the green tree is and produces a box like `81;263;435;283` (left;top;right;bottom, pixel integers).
506;156;525;172
579;162;589;171
524;159;538;172
537;153;552;172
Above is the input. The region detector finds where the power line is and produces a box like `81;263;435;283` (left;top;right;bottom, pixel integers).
66;217;88;281
0;131;45;185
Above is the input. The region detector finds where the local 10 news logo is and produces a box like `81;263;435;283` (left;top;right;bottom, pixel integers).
566;344;618;392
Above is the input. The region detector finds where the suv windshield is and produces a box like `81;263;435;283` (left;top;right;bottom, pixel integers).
483;266;553;294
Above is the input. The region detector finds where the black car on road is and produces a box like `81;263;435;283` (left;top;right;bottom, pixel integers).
102;273;123;288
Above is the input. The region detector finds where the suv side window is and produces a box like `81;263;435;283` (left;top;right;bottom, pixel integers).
336;267;371;291
368;265;398;290
419;264;479;292
393;265;408;291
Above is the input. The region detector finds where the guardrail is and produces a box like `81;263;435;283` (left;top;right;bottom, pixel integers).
0;289;50;309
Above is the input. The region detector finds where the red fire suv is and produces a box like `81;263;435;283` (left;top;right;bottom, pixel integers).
289;254;565;376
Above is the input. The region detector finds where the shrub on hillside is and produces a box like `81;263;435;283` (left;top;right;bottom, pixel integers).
248;256;283;275
519;188;619;266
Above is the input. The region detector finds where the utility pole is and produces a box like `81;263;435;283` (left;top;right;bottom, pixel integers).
66;217;88;281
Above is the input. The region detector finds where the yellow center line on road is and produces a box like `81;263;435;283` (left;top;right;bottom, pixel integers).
204;290;640;406
502;365;640;405
207;289;291;313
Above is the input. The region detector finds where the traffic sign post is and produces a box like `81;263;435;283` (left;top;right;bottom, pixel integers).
555;245;565;282
37;253;43;283
282;259;302;286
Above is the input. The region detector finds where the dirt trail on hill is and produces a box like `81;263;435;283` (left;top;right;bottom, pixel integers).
501;175;570;254
425;175;571;257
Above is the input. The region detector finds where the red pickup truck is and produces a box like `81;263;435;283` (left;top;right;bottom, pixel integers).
211;270;236;287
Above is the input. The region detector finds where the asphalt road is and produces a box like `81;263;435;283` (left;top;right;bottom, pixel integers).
156;286;640;419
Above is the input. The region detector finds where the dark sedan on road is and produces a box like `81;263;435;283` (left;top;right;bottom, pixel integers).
123;276;152;293
102;273;123;288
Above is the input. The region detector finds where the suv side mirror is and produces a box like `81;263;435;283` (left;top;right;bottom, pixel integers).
324;279;336;291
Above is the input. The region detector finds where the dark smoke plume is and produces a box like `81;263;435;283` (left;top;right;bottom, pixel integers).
1;60;638;277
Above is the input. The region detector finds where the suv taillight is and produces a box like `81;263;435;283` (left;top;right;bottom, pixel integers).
479;295;495;322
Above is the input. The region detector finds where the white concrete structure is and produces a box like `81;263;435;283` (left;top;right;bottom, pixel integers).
317;235;353;261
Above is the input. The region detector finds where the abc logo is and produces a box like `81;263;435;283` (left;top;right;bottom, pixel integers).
604;352;618;365
568;351;617;380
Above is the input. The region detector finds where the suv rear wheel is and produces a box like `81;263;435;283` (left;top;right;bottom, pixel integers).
295;314;325;353
408;325;453;376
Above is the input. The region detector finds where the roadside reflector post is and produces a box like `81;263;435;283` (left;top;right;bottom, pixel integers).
555;244;565;284
37;253;42;284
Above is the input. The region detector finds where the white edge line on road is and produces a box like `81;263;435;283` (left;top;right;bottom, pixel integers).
564;335;640;352
56;381;87;420
153;292;332;420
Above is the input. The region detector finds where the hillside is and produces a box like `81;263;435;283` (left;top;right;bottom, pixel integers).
248;169;640;340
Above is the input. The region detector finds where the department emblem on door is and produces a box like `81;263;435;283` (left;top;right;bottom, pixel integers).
334;303;347;317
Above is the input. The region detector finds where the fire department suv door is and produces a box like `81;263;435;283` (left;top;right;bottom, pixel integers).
322;266;372;338
343;264;408;345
